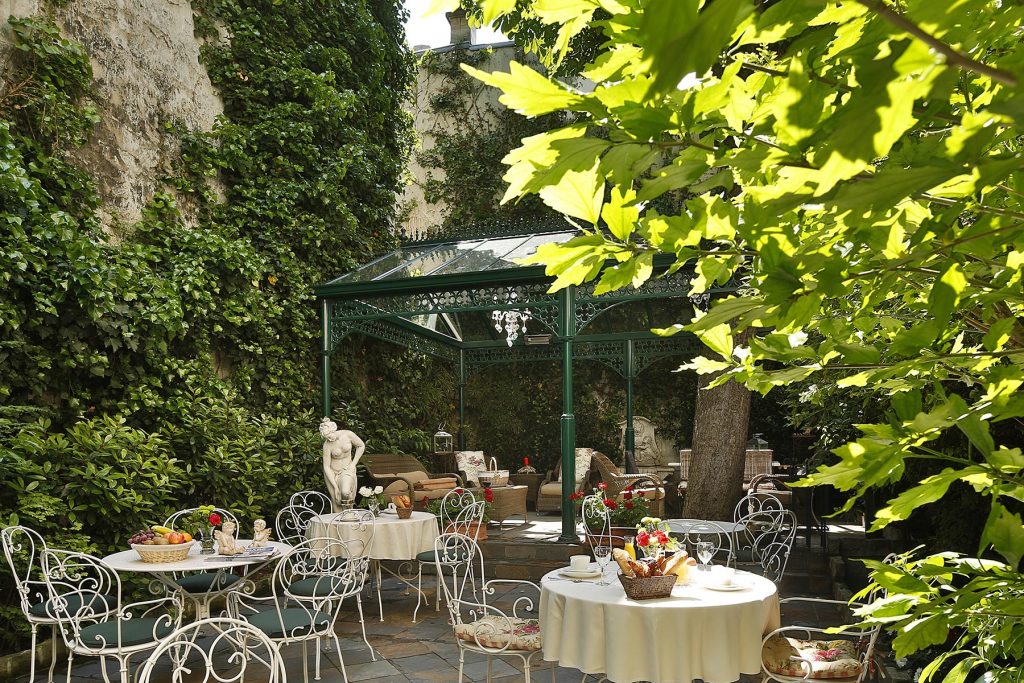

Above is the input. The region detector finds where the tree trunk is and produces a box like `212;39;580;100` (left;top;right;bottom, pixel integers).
682;365;752;521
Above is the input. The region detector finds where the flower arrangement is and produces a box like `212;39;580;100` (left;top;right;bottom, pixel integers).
426;487;493;522
635;517;679;557
358;485;386;512
180;505;221;555
572;483;651;529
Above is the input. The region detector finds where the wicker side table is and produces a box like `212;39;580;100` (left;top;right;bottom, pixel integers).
487;485;528;527
509;473;544;510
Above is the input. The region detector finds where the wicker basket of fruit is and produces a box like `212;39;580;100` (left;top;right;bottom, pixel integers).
129;527;195;563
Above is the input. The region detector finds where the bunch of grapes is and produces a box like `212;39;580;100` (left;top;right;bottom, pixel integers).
128;530;156;545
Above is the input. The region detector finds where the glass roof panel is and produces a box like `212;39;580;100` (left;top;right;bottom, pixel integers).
430;235;533;276
487;231;571;270
332;243;443;283
381;238;487;280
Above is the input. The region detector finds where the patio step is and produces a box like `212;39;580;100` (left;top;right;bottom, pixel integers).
481;538;589;582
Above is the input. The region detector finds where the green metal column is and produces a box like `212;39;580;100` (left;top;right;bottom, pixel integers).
458;349;467;450
624;339;636;473
320;298;332;419
559;286;578;543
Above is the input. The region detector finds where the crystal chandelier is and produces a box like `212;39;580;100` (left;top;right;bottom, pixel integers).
492;309;531;347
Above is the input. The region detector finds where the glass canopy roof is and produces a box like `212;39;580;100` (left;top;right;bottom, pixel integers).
327;230;577;286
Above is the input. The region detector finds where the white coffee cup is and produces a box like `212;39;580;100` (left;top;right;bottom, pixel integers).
569;555;590;571
715;566;736;586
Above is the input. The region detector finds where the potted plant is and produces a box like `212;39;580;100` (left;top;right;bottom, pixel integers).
572;484;652;545
427;488;493;541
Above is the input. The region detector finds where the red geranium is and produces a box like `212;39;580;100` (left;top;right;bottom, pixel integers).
624;501;635;509
484;488;494;503
597;482;608;491
208;513;222;526
454;488;464;495
623;490;633;500
603;498;618;510
568;492;583;501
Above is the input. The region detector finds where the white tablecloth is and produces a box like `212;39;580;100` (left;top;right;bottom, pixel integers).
665;519;746;534
540;566;780;683
308;511;439;561
103;541;291;573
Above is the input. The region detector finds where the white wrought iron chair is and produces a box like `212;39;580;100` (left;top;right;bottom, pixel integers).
434;532;555;683
162;506;241;619
229;536;367;683
413;488;486;622
761;597;883;682
1;526;116;683
734;506;798;583
40;549;182;683
665;518;735;567
734;489;787;521
275;491;333;546
137;617;286;683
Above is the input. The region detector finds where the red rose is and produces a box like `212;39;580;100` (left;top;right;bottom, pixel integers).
569;492;582;501
454;488;464;495
208;513;222;526
604;498;618;510
623;485;633;492
484;488;494;503
655;531;669;545
597;482;608;491
623;491;633;500
624;501;635;509
636;531;650;547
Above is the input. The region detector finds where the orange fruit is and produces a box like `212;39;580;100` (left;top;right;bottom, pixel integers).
181;532;193;542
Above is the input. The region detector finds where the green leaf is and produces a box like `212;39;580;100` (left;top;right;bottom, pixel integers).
872;467;983;530
463;62;585;117
926;262;966;328
601;185;639;241
698;322;733;359
538;160;604;223
982;503;1024;569
481;0;518;24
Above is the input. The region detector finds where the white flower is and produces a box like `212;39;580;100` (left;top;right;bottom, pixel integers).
373;486;383;495
358;486;372;497
787;331;808;348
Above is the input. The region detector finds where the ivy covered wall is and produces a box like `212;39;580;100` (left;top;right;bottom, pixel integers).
0;0;443;650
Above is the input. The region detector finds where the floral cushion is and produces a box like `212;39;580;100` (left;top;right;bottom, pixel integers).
453;616;542;651
558;448;594;487
455;451;485;486
763;636;862;680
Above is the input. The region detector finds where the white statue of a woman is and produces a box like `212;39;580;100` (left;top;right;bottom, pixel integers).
319;417;366;512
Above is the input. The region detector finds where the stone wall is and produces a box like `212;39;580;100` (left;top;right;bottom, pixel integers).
0;0;222;228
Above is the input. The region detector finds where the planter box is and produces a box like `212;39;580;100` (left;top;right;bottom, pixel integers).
444;520;488;541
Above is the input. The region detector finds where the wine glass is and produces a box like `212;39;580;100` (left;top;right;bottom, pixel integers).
593;546;613;584
696;541;715;571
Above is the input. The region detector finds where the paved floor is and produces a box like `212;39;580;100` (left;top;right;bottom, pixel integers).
14;570;850;683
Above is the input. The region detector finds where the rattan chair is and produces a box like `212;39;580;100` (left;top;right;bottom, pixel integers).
590;451;665;516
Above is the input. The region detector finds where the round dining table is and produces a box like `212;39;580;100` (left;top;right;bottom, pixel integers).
539;564;780;683
103;540;291;620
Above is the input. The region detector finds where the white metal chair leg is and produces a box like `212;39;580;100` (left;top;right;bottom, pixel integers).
64;653;73;683
413;563;424;623
355;594;375;660
550;660;556;682
458;651;465;683
524;661;531;683
28;624;38;683
486;656;492;682
331;633;349;683
375;562;383;622
48;626;60;683
314;636;321;681
301;640;309;683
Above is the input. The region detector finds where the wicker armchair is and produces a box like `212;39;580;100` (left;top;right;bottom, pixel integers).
536;460;593;514
590;451;665;517
362;454;464;507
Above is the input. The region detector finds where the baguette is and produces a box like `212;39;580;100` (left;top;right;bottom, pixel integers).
612;548;634;577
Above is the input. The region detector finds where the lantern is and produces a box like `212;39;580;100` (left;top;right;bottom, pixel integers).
433;428;454;455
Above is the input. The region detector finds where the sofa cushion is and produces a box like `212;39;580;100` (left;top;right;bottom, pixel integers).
382;471;431;495
558;448;593;487
455;451;485;486
762;636;862;680
539;482;563;496
454;616;542;651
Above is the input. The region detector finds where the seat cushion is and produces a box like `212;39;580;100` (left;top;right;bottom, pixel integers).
175;571;241;593
287;576;346;598
454;616;542;651
415;547;472;564
246;608;331;638
30;591;116;619
455;451;485;486
763;636;862;679
539;482;563;496
79;617;174;648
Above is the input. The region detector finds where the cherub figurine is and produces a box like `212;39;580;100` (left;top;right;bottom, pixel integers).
251;519;272;548
214;519;242;555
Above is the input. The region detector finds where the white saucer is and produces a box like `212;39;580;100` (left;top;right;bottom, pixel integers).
704;581;747;591
559;567;602;579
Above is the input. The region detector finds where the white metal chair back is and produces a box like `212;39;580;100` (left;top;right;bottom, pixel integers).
735;508;797;583
275;503;323;546
137;617;286;683
164;507;238;534
733;490;785;522
290;490;333;515
581;495;613;550
1;525;49;621
666;519;734;564
436;488;487;538
41;549;181;655
432;532;486;631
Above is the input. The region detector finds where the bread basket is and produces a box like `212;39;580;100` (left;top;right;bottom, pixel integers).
131;541;195;563
617;573;676;600
390;497;413;519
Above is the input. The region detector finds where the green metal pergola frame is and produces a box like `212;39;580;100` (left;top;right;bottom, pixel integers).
314;227;735;542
